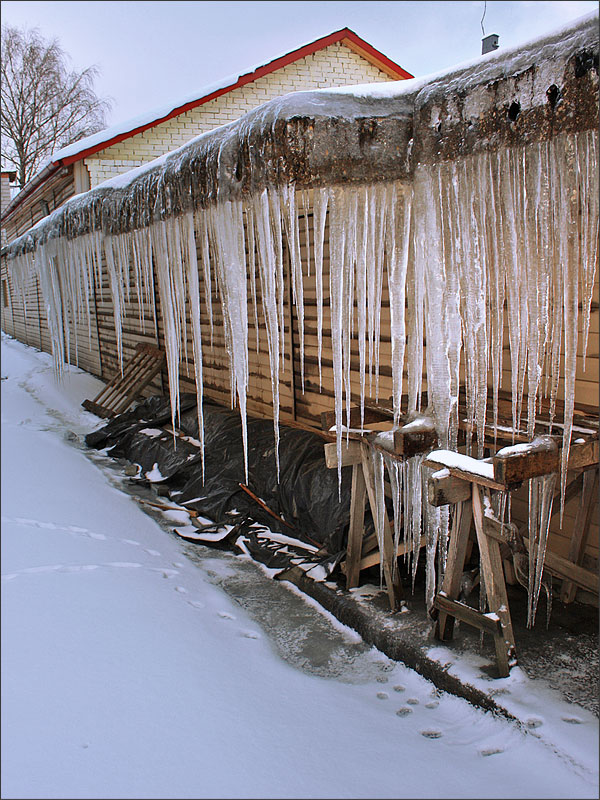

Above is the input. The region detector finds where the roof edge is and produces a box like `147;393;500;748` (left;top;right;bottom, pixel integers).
2;27;412;222
61;27;412;166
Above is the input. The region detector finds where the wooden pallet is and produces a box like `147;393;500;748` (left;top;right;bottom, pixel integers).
82;343;165;418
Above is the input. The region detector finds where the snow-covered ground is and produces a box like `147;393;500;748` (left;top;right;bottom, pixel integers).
1;333;598;800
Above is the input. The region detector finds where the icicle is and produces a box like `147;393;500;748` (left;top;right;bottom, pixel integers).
209;200;249;482
527;473;556;628
253;189;282;477
103;235;126;373
342;189;357;433
312;187;328;391
268;188;286;373
328;187;350;492
246;206;260;354
402;452;425;592
386;184;411;426
150;220;182;434
384;453;403;581
300;189;311;279
196;212;214;347
578;130;599;368
556;135;581;519
484;151;506;443
280;184;305;392
371;448;387;587
182;211;205;478
355;187;368;427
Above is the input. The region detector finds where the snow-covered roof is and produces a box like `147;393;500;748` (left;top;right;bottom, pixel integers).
2;27;412;221
3;9;597;253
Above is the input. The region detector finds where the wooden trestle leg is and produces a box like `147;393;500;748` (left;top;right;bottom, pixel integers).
345;462;367;590
434;499;473;640
471;483;516;677
433;483;516;677
360;444;404;611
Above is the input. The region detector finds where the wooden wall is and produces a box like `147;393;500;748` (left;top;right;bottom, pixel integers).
1;191;597;590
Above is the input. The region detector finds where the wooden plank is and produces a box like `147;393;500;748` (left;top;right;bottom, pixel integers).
349;535;427;573
424;453;506;491
393;423;438;457
345;463;367;589
434;595;504;637
523;534;599;595
472;484;515;677
324;440;363;469
435;500;473;640
428;468;472;506
360;444;403;611
492;435;560;484
320;403;394;431
567;437;599;471
561;468;599;602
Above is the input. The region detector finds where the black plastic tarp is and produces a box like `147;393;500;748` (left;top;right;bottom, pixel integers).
85;395;356;553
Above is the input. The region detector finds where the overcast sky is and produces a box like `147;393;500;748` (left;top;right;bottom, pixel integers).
2;0;598;128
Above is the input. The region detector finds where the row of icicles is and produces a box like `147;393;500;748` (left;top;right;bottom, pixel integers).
7;129;598;625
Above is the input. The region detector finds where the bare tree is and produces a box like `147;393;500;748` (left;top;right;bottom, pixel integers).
1;25;112;188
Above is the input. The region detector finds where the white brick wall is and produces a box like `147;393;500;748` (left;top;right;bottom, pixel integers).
85;42;398;186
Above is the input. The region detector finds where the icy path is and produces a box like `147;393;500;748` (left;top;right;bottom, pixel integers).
1;334;598;800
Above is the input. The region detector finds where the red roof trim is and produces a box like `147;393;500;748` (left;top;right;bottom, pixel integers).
61;27;412;166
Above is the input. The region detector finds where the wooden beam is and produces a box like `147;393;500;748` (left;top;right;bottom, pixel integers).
527;536;599;595
435;500;473;640
424;453;506;491
561;468;599;603
324;440;363;469
345;534;427;573
428;468;472;506
434;594;504;637
567;437;599;471
360;444;403;611
393;424;438;457
472;484;515;677
492;435;560;484
320;403;394;431
345;462;367;589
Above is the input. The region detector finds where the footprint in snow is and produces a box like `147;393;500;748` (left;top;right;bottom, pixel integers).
376;692;388;700
145;549;161;556
88;532;107;540
105;562;142;569
121;539;140;546
241;631;260;639
187;600;205;609
406;698;420;705
420;730;443;739
60;565;100;572
561;716;583;724
153;568;178;579
396;707;412;717
376;675;389;683
68;526;89;533
525;717;543;729
175;586;188;594
480;747;504;757
218;611;235;620
23;565;64;574
393;685;406;693
425;701;439;709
